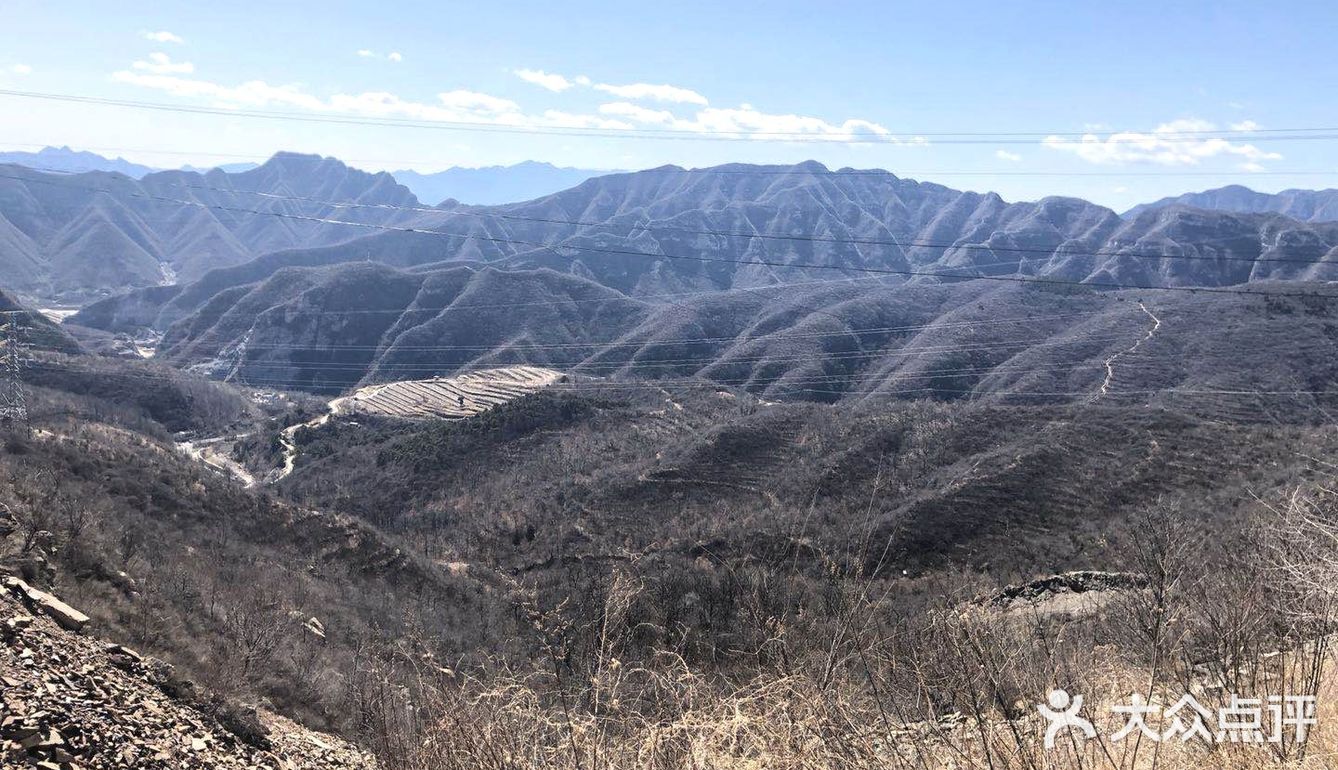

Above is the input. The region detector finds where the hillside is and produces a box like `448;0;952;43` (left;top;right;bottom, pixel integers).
274;385;1338;579
70;252;1338;408
0;316;533;757
1126;184;1338;222
1;584;373;768
0;152;422;302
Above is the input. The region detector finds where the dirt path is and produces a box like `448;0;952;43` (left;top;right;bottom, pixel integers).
273;396;349;482
177;434;257;487
1094;301;1161;400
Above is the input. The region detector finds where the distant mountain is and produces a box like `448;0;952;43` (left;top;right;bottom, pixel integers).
180;161;261;174
1126;185;1338;222
391;161;610;205
0;152;422;302
0;146;264;179
0;146;157;178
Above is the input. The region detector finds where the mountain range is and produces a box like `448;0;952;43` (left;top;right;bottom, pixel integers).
0;153;421;302
0;146;159;178
50;154;1338;394
0;146;606;204
1124;184;1338;222
0;145;260;178
8;148;1338;308
390;160;610;205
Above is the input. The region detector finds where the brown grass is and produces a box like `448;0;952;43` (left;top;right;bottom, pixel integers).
361;489;1338;770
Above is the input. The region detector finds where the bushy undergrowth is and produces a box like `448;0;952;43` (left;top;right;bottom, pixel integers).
362;493;1338;770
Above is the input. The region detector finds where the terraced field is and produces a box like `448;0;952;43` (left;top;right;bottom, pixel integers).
334;366;567;420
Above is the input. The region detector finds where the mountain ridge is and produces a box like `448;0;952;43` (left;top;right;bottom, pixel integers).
391;160;611;205
1125;184;1338;222
0;152;423;302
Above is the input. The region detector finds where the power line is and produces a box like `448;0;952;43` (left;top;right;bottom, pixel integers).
7;89;1338;144
4;171;1338;301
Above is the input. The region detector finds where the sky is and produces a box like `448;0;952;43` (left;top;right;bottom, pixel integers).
3;0;1338;209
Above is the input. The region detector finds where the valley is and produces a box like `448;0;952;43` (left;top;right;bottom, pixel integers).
4;146;1338;769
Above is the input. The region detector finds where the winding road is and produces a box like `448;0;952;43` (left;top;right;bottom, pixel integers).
1094;301;1161;400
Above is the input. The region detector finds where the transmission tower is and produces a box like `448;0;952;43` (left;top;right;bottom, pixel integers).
0;314;29;423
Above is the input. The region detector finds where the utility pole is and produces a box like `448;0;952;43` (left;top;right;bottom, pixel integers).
0;314;29;424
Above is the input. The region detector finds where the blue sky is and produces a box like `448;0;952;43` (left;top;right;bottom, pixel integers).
3;0;1337;208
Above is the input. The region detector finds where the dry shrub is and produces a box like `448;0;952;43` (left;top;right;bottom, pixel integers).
366;487;1338;769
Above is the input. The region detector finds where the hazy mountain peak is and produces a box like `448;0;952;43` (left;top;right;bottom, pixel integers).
1125;184;1338;222
390;161;612;205
0;145;158;178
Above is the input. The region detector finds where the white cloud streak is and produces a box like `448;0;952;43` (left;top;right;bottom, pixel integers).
10;64;32;75
596;101;913;143
1042;119;1281;170
110;59;908;143
356;50;402;62
995;149;1022;162
514;68;573;92
593;81;708;105
142;30;184;44
132;52;194;75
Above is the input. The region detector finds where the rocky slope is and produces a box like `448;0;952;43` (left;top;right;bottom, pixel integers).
1;581;374;768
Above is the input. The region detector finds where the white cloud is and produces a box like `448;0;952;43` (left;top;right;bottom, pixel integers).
1042;118;1282;170
593;81;708;105
356;50;402;62
142;30;184;44
431;90;517;114
110;58;905;144
111;68;576;128
597;101;916;144
1229;119;1261;131
10;64;32;75
112;71;328;111
574;75;591;86
514;68;573;92
995;149;1022;162
132;52;194;75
